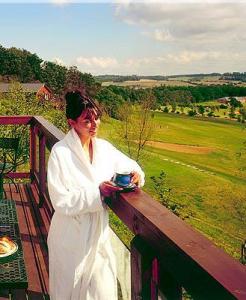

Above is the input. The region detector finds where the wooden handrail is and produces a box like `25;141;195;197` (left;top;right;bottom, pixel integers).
31;116;65;151
0;115;32;125
0;115;246;299
106;191;246;299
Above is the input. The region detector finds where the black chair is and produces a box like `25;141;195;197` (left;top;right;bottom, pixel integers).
0;137;20;199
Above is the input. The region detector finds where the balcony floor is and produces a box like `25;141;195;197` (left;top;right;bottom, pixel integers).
0;183;51;300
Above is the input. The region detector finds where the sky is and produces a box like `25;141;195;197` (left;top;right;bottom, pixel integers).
0;0;246;76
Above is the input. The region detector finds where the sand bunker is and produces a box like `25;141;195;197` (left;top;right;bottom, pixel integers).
146;141;213;154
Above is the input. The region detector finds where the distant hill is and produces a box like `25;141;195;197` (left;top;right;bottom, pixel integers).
95;74;168;82
95;72;246;83
95;73;224;83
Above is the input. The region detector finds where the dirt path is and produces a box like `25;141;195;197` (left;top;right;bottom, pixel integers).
146;141;213;154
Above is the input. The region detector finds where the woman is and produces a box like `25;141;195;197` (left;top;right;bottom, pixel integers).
47;90;145;300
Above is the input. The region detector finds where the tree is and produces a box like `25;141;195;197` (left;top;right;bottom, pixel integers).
41;61;67;95
170;101;177;113
63;66;100;98
198;105;205;116
63;66;86;93
117;90;156;161
150;170;188;218
229;106;236;119
239;107;246;123
229;97;243;108
0;82;67;160
163;106;169;113
96;88;124;119
188;110;197;117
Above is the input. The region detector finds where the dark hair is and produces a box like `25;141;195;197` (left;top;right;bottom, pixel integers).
65;90;101;120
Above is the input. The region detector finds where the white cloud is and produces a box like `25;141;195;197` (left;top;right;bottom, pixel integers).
165;51;216;64
142;29;174;42
50;0;71;5
76;56;119;69
115;2;246;46
76;51;246;75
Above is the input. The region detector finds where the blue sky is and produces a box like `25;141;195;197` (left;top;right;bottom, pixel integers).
1;1;246;75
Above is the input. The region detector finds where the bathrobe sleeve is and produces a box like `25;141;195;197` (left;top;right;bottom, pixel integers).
107;142;145;187
47;148;104;216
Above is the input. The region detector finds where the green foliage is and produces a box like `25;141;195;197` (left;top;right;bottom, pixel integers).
150;170;187;218
229;106;236;118
239;107;246;123
188;110;197;116
99;84;246;110
40;61;67;95
220;104;228;109
0;45;100;97
0;45;42;82
163;106;169;113
0;82;67;163
116;90;156;161
153;85;246;104
96;87;124;118
63;66;101;97
207;111;214;117
229;97;243;108
198;105;205;115
150;170;171;204
170;101;177;113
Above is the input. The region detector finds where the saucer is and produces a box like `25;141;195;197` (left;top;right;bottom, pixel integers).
112;181;137;192
121;183;137;192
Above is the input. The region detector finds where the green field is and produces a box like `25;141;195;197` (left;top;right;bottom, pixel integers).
99;113;246;259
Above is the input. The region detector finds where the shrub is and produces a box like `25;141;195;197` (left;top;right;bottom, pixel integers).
188;110;197;116
207;111;214;117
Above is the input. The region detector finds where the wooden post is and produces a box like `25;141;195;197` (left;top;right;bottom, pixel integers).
131;236;156;300
30;125;36;183
38;133;46;207
131;240;143;300
131;235;182;300
151;258;159;300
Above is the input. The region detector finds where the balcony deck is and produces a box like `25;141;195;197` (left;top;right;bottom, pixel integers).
0;115;245;300
0;183;50;300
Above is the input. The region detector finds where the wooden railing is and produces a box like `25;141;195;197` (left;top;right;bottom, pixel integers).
1;115;246;300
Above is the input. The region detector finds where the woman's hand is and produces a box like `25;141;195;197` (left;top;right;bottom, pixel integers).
99;181;122;198
130;171;141;186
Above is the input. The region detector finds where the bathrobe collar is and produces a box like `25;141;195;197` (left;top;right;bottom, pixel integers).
63;128;96;182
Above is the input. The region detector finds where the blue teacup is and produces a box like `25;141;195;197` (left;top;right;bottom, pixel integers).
113;172;131;187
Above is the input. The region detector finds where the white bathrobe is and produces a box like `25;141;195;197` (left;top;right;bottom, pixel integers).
47;128;145;300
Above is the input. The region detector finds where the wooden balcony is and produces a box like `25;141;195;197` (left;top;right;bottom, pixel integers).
0;116;245;300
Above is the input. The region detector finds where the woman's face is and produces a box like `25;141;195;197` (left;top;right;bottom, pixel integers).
68;109;100;139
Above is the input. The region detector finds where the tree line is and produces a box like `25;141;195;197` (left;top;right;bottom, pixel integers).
96;84;246;115
0;45;99;95
221;72;246;82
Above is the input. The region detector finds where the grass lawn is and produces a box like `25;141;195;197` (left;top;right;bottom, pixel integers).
99;113;246;259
